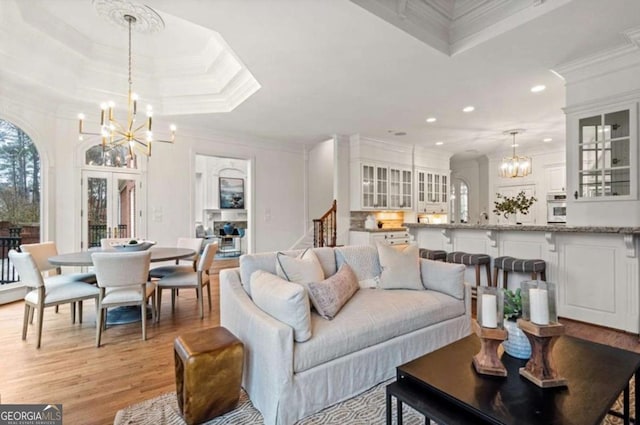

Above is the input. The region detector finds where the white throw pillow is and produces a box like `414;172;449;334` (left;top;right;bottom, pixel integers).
420;258;465;299
335;245;381;289
276;249;325;284
376;243;423;290
250;270;312;342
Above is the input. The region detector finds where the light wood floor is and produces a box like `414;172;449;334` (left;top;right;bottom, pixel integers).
0;259;638;425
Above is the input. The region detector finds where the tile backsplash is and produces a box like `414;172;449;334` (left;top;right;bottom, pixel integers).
350;211;405;229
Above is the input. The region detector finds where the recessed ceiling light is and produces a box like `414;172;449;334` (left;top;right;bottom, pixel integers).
435;141;444;146
531;85;546;93
426;117;437;123
462;106;475;113
543;138;552;142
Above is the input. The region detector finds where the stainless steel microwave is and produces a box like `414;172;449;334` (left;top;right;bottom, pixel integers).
547;193;566;224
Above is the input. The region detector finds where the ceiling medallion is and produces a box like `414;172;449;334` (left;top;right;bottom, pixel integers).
93;0;165;33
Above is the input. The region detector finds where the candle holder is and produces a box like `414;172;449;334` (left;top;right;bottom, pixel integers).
517;319;567;387
472;287;507;377
518;281;566;388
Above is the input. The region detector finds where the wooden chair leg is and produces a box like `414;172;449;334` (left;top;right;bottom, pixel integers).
197;286;204;319
96;305;103;347
492;267;499;288
156;288;163;323
22;304;30;340
71;302;76;324
171;289;176;312
541;270;547;281
206;283;212;311
485;263;491;288
36;306;44;349
503;270;509;290
475;265;481;289
78;301;83;324
29;306;35;324
55;305;59;314
141;302;147;341
150;292;157;323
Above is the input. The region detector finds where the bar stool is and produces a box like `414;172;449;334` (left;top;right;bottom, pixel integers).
492;256;546;289
419;248;447;262
446;252;492;294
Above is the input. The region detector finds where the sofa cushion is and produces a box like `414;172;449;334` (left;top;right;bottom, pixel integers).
250;270;312;342
377;243;422;290
307;264;359;320
420;259;465;299
335;245;381;289
294;288;465;372
276;249;324;284
239;247;336;295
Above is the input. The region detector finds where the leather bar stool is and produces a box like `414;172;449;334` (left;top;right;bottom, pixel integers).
492;256;546;289
418;248;447;262
446;252;492;295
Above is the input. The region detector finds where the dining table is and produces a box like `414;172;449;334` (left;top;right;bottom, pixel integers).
48;246;197;325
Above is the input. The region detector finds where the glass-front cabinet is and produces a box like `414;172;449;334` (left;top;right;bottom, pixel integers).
575;105;636;200
415;169;449;213
361;163;411;209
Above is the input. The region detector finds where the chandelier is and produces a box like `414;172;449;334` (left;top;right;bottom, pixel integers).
78;12;175;159
499;130;532;178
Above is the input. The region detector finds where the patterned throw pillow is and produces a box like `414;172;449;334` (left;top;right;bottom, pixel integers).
276;248;325;284
250;270;312;342
307;264;359;320
376;243;423;290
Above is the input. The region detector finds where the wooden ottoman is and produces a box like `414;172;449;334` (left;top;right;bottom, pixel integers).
174;327;244;425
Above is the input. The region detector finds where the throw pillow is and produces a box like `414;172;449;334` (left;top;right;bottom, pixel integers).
420;258;465;299
335;245;381;289
276;249;325;284
376;243;423;290
250;270;312;342
307;264;359;320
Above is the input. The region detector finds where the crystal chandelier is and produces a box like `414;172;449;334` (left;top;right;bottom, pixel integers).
78;13;175;159
499;130;532;178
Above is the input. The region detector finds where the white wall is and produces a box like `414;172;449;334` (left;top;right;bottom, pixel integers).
308;139;334;220
334;135;351;245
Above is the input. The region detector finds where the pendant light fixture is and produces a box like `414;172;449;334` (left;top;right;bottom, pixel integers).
499;129;532;178
78;5;175;159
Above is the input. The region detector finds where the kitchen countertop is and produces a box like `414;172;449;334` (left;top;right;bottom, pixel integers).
349;227;408;232
404;223;640;234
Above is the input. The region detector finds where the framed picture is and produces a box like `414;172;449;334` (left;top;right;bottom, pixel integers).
219;177;245;209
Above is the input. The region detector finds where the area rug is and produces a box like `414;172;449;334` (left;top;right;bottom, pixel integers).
114;379;633;425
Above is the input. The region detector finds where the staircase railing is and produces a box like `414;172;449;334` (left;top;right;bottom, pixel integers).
313;200;337;248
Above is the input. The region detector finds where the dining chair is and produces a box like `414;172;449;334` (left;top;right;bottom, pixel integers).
92;251;155;347
156;242;217;321
20;241;97;323
149;237;203;279
9;250;100;349
100;238;133;250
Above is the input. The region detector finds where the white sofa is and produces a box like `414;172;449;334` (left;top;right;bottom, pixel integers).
219;245;472;425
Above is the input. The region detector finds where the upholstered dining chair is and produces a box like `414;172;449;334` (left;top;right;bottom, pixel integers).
91;251;155;347
156;242;217;321
149;237;203;279
9;250;100;349
20;241;97;323
100;238;132;250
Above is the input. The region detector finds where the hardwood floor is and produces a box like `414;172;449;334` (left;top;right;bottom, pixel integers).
0;258;637;424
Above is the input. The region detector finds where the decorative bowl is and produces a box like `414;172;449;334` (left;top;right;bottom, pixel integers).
109;240;156;252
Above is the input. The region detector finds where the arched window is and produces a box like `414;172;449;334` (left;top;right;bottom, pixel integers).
0;119;40;244
450;178;469;223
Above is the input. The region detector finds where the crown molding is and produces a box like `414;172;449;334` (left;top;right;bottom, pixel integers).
562;89;640;116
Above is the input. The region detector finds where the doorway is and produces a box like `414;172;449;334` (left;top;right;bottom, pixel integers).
81;170;143;248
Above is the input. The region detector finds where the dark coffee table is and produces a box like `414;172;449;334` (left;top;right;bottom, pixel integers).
386;334;640;425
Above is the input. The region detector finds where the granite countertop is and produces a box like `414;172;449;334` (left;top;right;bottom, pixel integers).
349;227;408;233
403;223;640;234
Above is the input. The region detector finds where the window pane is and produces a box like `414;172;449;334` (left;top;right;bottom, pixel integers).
609;139;629;168
579;115;601;143
608;169;630;196
85;145;136;168
605;109;629;139
580;143;599;170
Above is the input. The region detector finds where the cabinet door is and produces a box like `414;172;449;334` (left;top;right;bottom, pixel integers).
402;169;412;209
375;166;388;208
362;164;375;208
441;174;448;204
434;174;441;203
427;173;434;203
389;167;401;208
545;166;566;193
416;170;426;211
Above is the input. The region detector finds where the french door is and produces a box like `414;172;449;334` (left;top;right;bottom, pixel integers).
81;170;144;249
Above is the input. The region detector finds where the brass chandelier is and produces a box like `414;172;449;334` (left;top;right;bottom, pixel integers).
499;130;532;178
78;13;175;158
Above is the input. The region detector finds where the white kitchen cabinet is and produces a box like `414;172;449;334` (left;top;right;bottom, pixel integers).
389;167;412;209
357;163;413;210
544;165;566;194
415;169;449;213
350;230;410;246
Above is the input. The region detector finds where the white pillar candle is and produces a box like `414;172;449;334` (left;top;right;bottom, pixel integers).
530;288;550;325
481;294;498;328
